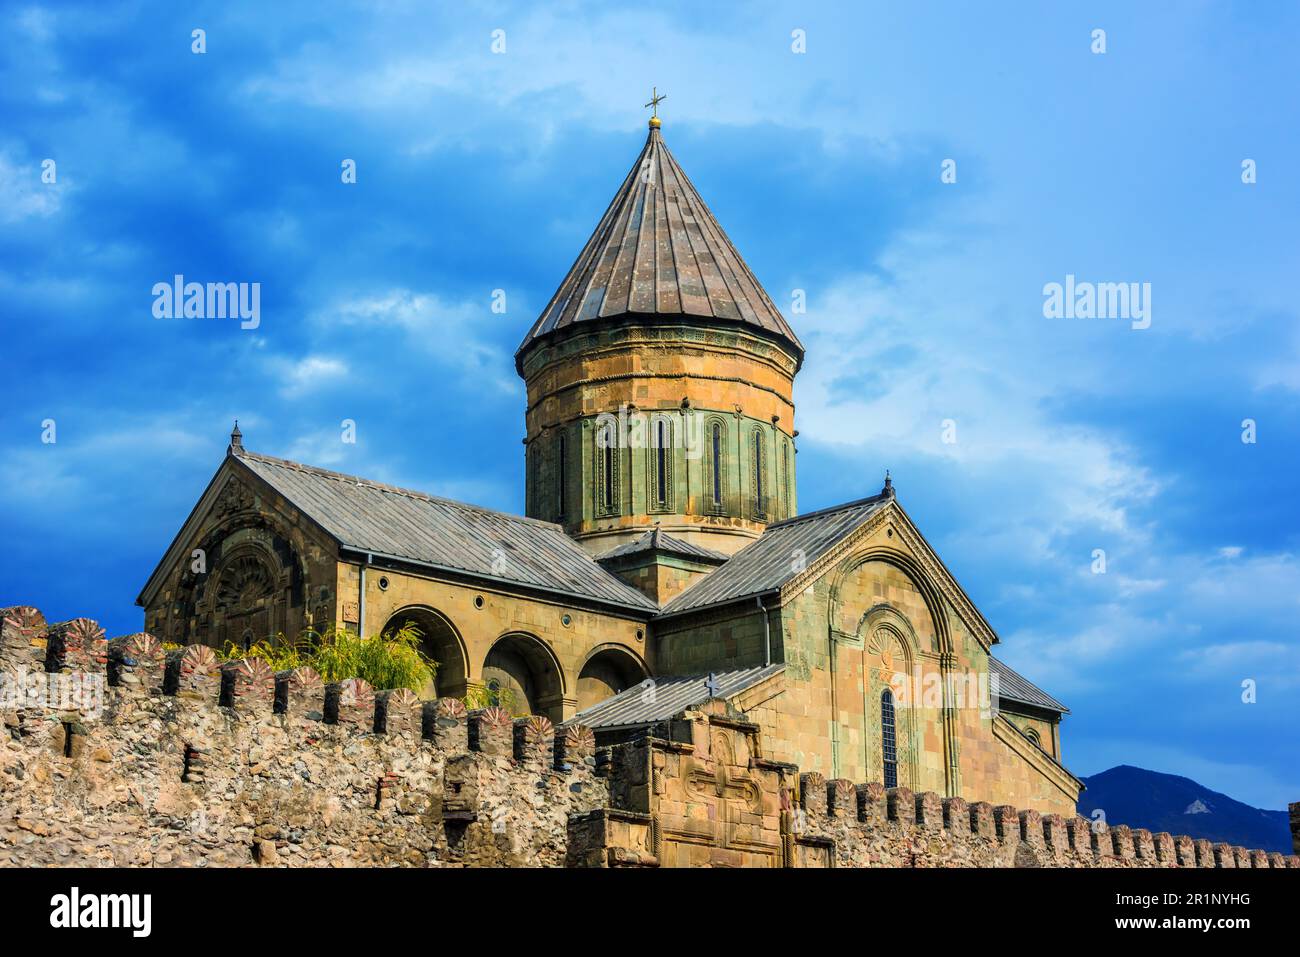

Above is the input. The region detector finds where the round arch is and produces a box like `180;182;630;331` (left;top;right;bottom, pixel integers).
576;643;650;712
202;539;285;651
380;605;468;701
481;632;566;722
827;547;952;656
824;546;952;786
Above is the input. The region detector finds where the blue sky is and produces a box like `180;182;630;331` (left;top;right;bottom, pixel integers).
2;1;1297;808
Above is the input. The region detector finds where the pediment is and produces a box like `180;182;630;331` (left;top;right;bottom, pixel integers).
776;499;1001;654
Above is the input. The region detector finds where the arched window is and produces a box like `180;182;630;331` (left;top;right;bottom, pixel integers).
881;689;898;789
526;442;537;515
556;431;567;520
1025;727;1042;749
707;419;725;513
651;416;672;510
751;427;767;518
781;439;792;518
596;421;619;516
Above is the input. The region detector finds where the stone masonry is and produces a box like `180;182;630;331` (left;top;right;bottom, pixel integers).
2;604;1296;869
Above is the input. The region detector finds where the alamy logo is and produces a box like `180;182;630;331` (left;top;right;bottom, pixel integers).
152;274;261;329
594;405;704;459
1042;274;1151;330
49;887;151;938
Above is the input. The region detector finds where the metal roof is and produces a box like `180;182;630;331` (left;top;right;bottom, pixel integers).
515;124;803;368
569;663;784;730
659;494;890;616
597;526;729;564
234;451;658;614
990;657;1069;714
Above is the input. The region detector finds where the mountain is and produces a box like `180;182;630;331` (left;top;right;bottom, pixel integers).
1078;765;1293;854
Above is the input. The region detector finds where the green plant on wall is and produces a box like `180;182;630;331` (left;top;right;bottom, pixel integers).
217;622;437;693
462;681;522;715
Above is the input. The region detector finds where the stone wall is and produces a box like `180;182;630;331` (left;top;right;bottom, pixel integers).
577;698;1299;869
1;606;605;867
2;604;1295;869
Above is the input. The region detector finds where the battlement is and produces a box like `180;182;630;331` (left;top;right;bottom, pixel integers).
571;697;1299;868
1;604;1296;869
1;606;603;867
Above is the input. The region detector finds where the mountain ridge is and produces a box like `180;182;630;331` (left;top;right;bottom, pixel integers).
1078;765;1292;854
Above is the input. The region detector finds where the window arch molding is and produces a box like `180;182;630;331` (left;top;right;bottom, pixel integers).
647;413;674;513
593;418;621;517
750;425;767;519
863;610;920;791
703;415;729;515
829;548;955;658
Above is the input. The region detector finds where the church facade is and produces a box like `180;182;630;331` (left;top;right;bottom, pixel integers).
137;117;1081;816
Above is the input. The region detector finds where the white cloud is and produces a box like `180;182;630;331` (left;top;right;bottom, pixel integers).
274;354;349;398
320;288;518;393
0;151;63;224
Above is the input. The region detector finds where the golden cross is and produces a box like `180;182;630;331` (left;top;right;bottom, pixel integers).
644;86;667;119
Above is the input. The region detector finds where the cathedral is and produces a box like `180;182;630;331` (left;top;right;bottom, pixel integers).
137;114;1081;816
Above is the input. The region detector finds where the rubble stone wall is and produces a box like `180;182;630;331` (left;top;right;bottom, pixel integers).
1;606;604;867
2;605;1296;869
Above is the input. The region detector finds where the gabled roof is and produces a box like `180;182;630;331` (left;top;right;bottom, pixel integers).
230;450;658;614
515;124;803;369
597;526;730;565
658;494;891;616
569;663;784;731
990;657;1069;714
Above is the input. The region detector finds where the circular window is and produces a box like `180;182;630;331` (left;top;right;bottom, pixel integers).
561;614;573;627
635;629;644;642
377;576;390;591
474;595;485;609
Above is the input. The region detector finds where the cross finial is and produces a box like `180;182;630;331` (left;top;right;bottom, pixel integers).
644;86;667;128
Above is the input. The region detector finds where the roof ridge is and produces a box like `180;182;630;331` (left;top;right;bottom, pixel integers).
234;449;565;532
597;525;730;563
765;491;890;529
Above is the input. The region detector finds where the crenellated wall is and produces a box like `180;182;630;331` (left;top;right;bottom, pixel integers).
572;698;1299;869
1;605;605;868
2;603;1296;869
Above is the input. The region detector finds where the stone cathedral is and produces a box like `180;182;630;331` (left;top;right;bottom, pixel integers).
138;115;1081;816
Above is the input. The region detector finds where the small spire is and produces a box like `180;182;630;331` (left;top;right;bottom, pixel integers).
882;469;894;498
644;86;666;129
228;420;243;456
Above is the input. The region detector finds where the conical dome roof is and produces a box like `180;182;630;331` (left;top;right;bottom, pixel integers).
516;124;803;370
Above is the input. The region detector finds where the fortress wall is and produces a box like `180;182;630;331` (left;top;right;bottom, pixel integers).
2;604;1295;869
0;605;604;868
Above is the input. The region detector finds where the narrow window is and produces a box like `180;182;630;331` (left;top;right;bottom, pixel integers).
655;420;668;506
526;443;535;515
557;432;566;520
603;443;613;511
710;422;723;508
782;440;791;518
752;428;766;516
597;419;618;515
881;689;898;789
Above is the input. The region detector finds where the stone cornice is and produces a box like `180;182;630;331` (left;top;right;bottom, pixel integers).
520;321;801;384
